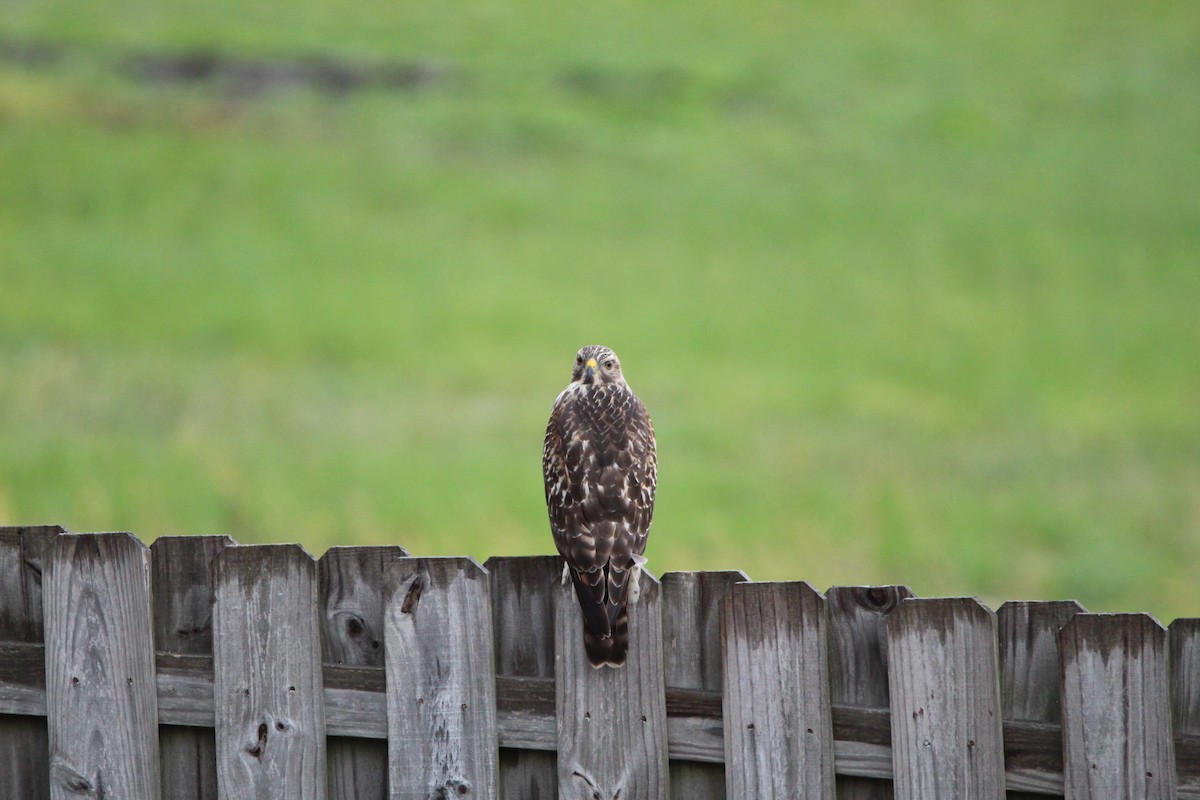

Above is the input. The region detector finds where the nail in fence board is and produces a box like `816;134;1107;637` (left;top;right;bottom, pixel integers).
1059;614;1175;800
0;525;62;800
827;585;914;799
886;597;1005;800
556;569;669;800
661;570;745;800
722;581;835;800
998;600;1085;799
44;532;162;800
1171;619;1200;798
320;546;407;800
384;557;499;800
486;555;562;800
151;535;236;800
212;545;327;800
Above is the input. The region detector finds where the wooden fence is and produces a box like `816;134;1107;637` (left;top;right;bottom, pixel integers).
0;524;1197;799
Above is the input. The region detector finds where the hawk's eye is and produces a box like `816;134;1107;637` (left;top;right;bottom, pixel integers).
576;356;583;364
604;361;614;369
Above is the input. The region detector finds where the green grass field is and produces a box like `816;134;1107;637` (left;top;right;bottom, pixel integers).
2;1;1198;618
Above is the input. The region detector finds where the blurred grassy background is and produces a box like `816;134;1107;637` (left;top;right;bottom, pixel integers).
1;0;1197;619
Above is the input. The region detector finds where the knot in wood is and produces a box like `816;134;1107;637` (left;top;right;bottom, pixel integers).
401;576;425;614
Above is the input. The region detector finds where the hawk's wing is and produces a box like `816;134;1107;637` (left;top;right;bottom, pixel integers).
543;382;656;663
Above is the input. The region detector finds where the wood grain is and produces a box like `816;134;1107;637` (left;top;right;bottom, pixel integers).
320;546;406;800
556;569;668;800
1171;618;1200;798
151;535;235;800
661;570;744;800
486;555;561;800
212;544;327;800
997;600;1084;799
0;524;61;800
384;557;498;800
886;597;1005;800
44;532;161;800
3;639;1200;795
3;535;1199;798
722;581;835;799
827;584;913;800
1059;613;1175;800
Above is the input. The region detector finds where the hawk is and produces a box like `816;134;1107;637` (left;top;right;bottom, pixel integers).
543;345;657;668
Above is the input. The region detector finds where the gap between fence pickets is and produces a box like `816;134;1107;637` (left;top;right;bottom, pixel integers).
4;642;1198;797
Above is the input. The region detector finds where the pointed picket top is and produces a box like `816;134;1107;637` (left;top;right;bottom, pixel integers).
826;584;914;797
151;535;238;655
0;525;64;642
319;545;406;800
485;555;561;800
997;600;1086;724
384;556;498;800
827;585;914;706
150;534;236;800
0;524;64;800
44;532;162;800
995;600;1086;798
320;546;408;667
211;544;326;800
887;597;1005;800
1059;613;1175;800
661;570;746;799
722;580;835;800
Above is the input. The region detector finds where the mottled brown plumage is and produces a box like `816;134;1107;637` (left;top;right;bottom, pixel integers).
543;345;657;667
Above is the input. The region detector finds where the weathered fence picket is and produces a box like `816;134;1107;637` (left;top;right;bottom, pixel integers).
2;527;1200;799
1171;618;1200;798
151;534;234;800
722;580;836;799
556;569;669;800
887;597;1005;800
998;600;1084;799
1059;614;1175;800
827;584;913;799
385;557;498;800
212;544;327;800
486;555;560;800
661;570;744;800
0;524;60;800
320;546;407;800
44;533;162;800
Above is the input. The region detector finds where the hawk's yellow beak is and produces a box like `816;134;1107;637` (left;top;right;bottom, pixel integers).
584;358;598;379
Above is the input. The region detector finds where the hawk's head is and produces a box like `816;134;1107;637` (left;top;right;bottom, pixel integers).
572;345;624;386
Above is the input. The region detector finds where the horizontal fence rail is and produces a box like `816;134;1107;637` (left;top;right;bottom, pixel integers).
0;525;1198;799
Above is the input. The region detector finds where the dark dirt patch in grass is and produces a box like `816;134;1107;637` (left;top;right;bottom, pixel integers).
0;35;451;97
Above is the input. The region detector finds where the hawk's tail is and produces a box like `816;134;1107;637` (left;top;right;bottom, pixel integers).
583;604;629;668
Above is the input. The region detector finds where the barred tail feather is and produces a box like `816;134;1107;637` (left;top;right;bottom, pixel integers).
583;605;629;668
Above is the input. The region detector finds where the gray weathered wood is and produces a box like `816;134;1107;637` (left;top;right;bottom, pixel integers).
44;532;161;800
151;535;235;800
887;597;1005;800
486;555;561;800
557;569;668;800
827;585;913;800
722;580;835;800
1059;614;1175;800
320;546;406;800
385;557;498;800
211;544;326;800
1172;619;1200;798
0;525;62;800
998;600;1084;799
662;570;745;800
6;646;1199;797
